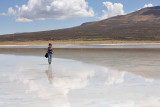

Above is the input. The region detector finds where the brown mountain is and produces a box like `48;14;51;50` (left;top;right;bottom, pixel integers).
0;6;160;42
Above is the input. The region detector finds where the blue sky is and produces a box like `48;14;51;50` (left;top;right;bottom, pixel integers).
0;0;160;35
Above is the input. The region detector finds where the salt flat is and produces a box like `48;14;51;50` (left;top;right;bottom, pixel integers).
0;45;160;107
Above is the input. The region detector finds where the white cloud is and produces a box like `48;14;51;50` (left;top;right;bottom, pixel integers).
137;3;153;10
2;0;94;22
1;7;16;16
0;13;6;16
143;3;153;8
16;17;32;22
8;7;17;15
100;1;125;20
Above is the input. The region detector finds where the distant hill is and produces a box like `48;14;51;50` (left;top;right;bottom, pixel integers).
0;6;160;42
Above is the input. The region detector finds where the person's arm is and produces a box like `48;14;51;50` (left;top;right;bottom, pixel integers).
52;48;54;54
47;47;48;53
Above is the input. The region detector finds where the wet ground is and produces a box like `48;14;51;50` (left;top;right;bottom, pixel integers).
0;44;160;107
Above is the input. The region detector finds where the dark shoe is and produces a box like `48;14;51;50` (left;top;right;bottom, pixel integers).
49;62;51;64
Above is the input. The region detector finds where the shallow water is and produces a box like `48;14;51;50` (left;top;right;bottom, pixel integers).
1;43;160;48
0;51;160;107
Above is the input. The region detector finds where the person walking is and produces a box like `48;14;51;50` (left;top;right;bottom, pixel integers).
47;43;54;64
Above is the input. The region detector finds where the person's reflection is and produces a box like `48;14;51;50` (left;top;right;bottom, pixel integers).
45;64;53;84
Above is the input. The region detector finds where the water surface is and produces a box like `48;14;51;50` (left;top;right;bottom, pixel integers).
1;43;160;48
0;46;160;107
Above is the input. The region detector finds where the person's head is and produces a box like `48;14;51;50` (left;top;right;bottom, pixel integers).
49;43;52;47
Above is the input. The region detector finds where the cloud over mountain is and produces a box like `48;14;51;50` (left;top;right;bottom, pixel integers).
100;1;125;20
3;0;94;22
143;3;153;8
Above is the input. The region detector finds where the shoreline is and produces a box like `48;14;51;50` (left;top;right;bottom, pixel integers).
1;40;160;45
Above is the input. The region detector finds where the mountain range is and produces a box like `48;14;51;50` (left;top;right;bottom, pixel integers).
0;6;160;42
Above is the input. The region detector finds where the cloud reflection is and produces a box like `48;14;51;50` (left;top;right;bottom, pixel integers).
0;55;160;107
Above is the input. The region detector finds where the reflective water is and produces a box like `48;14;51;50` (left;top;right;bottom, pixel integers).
1;43;160;48
0;53;160;107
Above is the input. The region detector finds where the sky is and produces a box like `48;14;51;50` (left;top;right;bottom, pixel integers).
0;0;160;35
